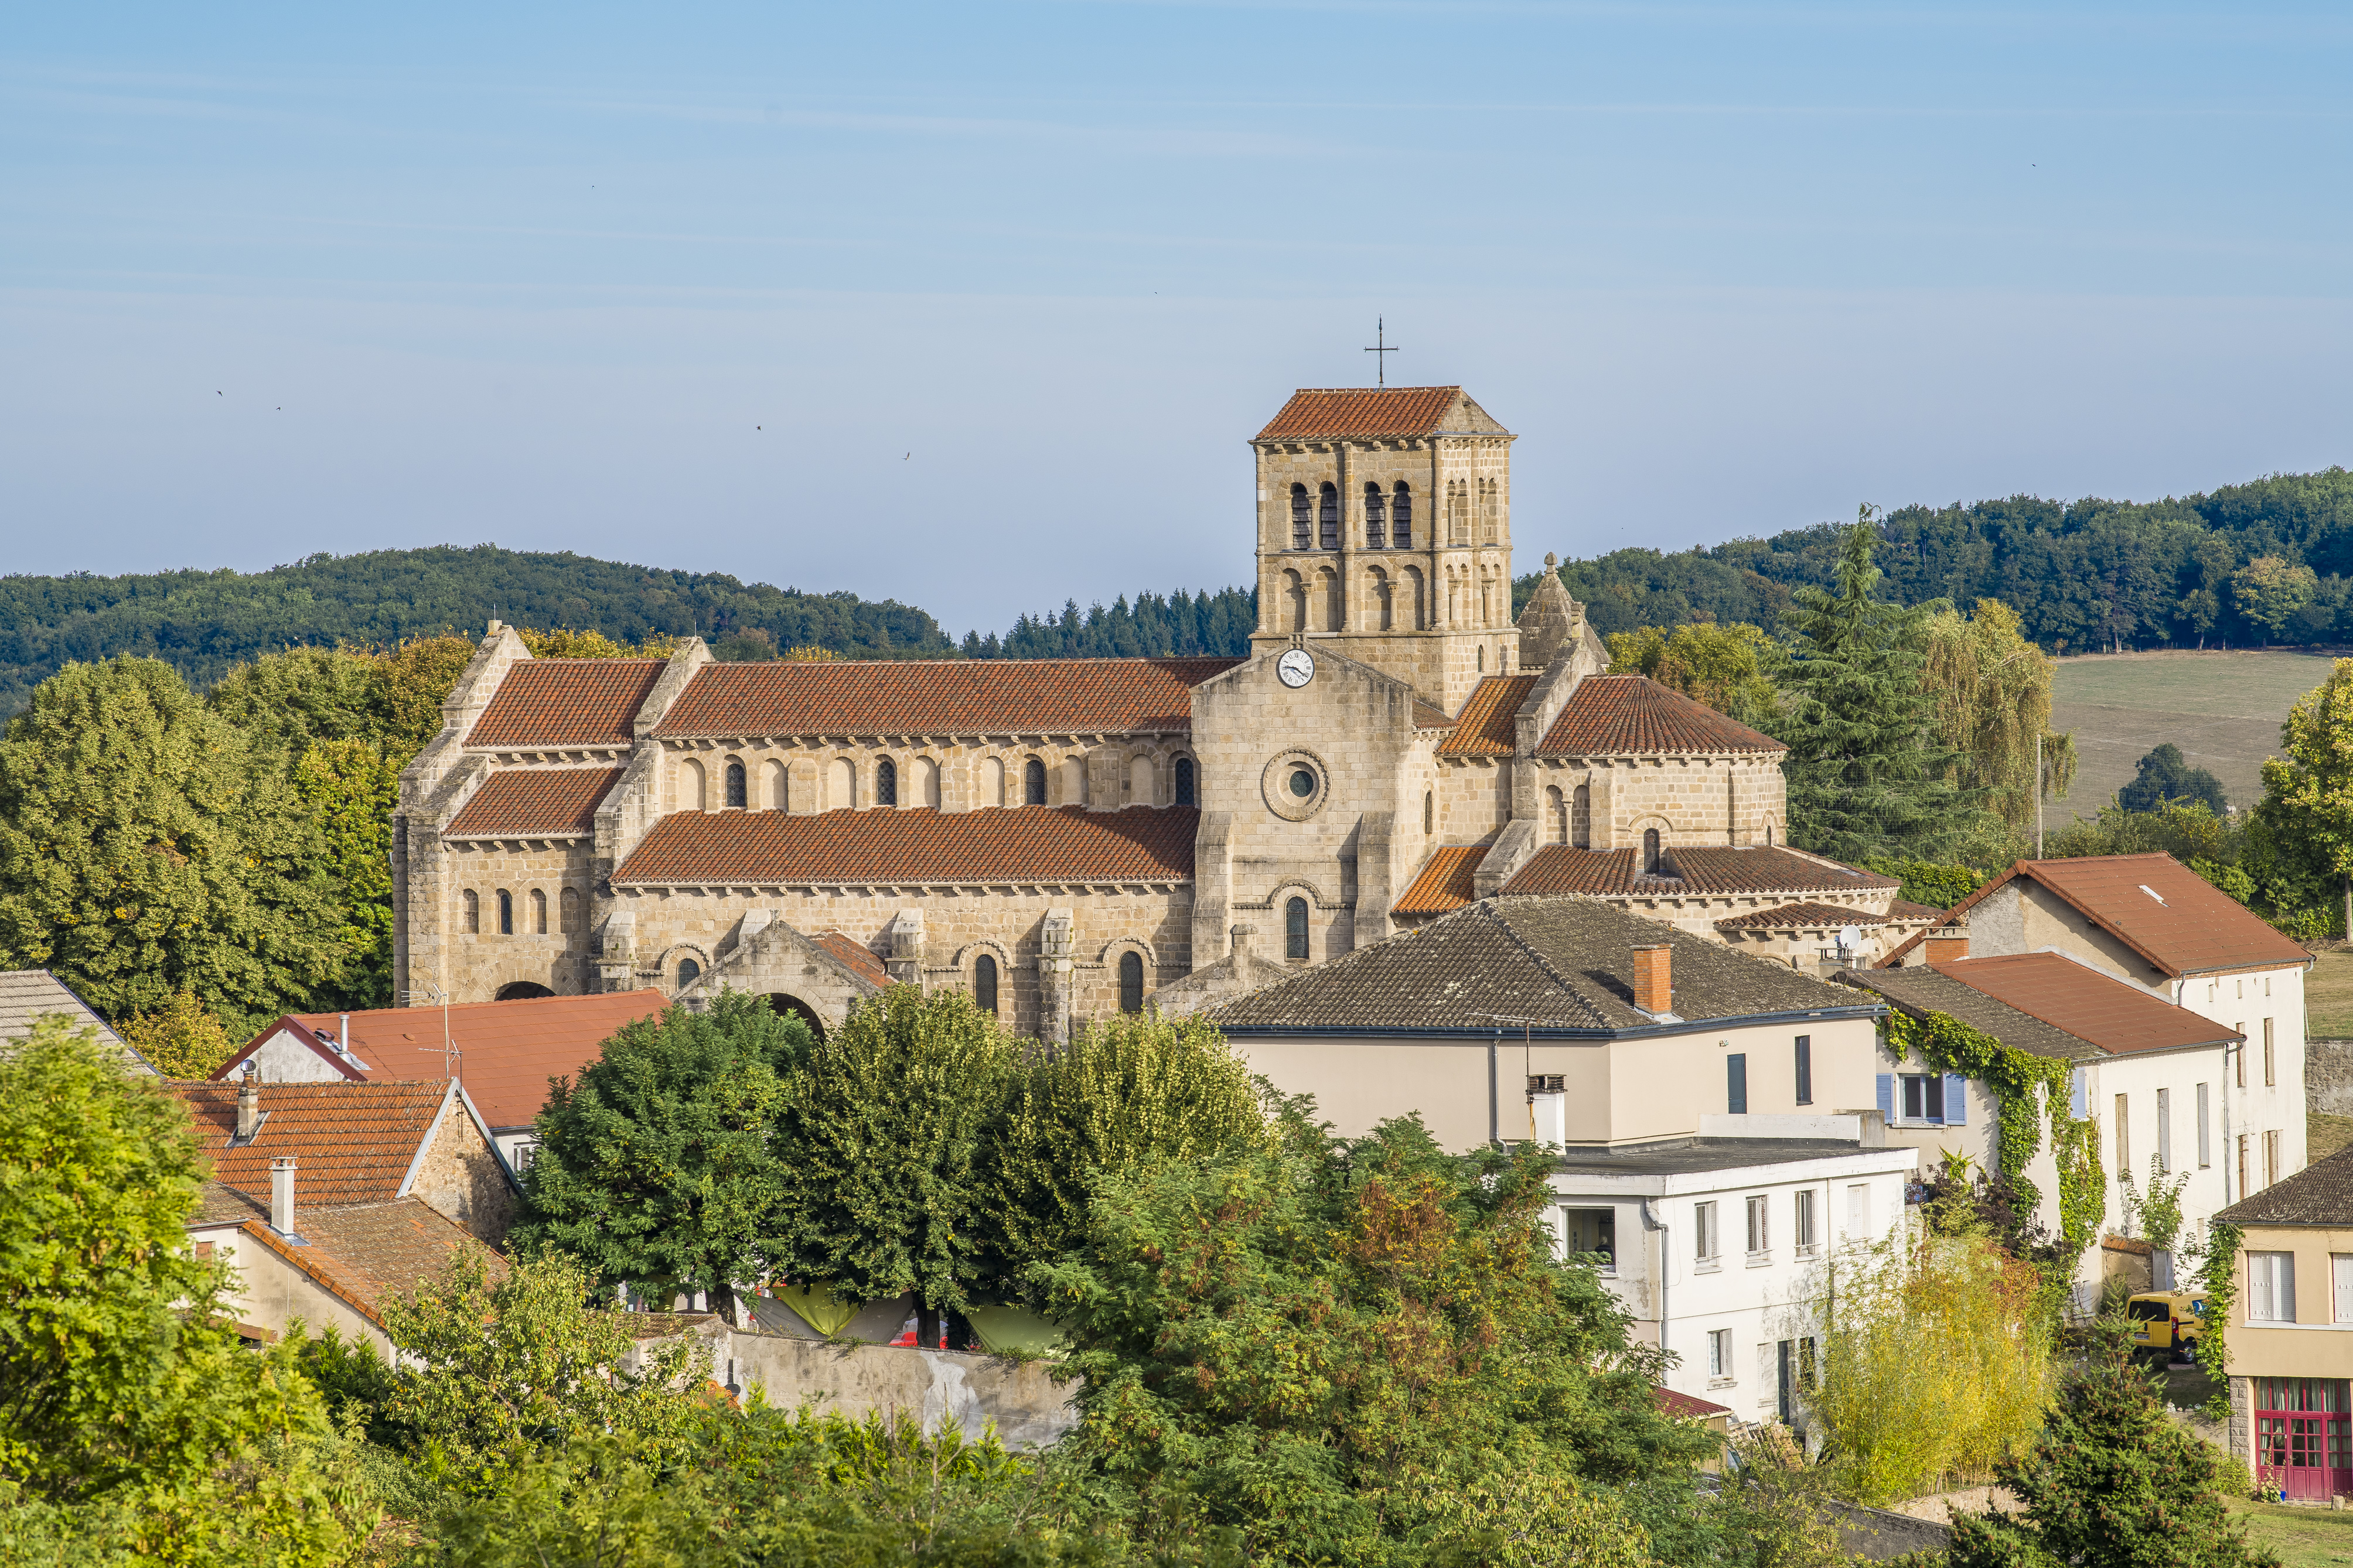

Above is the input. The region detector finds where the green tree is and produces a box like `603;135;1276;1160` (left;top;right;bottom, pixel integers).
1603;621;1782;729
1920;598;2075;835
2257;658;2353;939
2117;742;2226;814
293;739;402;1010
1945;1324;2279;1568
203;645;383;761
0;656;344;1040
516;992;813;1318
118;989;237;1080
2232;555;2318;642
1773;513;1976;861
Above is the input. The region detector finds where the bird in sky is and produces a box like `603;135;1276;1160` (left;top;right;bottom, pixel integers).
904;452;910;460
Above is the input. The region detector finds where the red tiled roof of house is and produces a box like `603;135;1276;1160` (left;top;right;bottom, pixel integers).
650;658;1240;739
236;1199;501;1329
467;660;665;749
1438;676;1536;756
1930;952;2243;1056
613;806;1198;886
175;1081;453;1208
1254;387;1477;441
1536;675;1783;756
1504;846;1896;899
1655;1385;1733;1420
1714;901;1887;931
1888;900;1948;921
444;767;626;838
1999;855;2309;978
1394;846;1491;915
813;930;888;987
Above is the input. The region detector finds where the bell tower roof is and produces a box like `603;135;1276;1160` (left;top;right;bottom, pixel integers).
1254;387;1510;443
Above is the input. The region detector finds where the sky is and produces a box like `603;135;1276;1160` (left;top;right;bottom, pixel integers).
6;4;2353;640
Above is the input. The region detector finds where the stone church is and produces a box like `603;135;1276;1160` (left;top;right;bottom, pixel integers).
391;386;1932;1038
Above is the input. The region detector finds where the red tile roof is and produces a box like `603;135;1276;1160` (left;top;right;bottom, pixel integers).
1414;701;1454;730
175;1081;454;1208
1504;846;1897;899
236;1200;501;1329
813;931;888;987
1536;675;1783;756
1932;952;2243;1056
444;767;626;838
1714;901;1887;931
1394;846;1491;915
650;658;1239;739
467;660;665;749
613;806;1198;886
1438;676;1536;756
2007;855;2311;978
1656;1385;1733;1420
1254;387;1477;441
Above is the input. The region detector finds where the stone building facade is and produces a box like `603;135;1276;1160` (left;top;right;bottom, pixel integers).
391;384;1897;1039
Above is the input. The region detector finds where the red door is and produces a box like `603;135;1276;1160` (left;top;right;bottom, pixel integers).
2255;1378;2353;1501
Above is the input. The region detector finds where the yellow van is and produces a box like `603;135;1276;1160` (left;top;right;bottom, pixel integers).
2126;1290;2210;1362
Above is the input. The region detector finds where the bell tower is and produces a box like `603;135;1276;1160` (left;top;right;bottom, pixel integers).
1246;385;1517;716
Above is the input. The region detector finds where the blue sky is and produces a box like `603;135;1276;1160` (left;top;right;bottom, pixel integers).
6;4;2352;638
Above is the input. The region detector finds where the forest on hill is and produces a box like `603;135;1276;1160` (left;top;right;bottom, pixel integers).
0;545;955;716
1534;465;2353;653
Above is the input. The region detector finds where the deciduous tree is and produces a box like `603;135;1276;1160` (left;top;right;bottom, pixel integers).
1604;621;1782;729
2257;657;2353;938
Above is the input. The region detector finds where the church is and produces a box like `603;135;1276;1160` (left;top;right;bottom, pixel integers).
391;385;1933;1037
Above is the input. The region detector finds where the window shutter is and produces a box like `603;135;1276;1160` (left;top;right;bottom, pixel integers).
1943;1074;1967;1125
1875;1074;1894;1119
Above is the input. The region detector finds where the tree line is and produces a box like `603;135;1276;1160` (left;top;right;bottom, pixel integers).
960;587;1259;661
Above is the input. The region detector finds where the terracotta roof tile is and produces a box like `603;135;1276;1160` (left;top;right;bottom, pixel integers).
650;657;1239;739
2010;855;2311;978
467;660;664;749
1536;675;1783;756
444;768;626;838
1928;952;2239;1057
1438;677;1536;756
1836;966;2099;1063
173;1081;452;1208
2219;1142;2353;1227
813;930;888;988
1714;901;1888;931
237;1200;502;1328
1414;701;1454;730
1656;1386;1733;1420
1394;846;1491;915
1504;846;1896;899
613;805;1196;886
1254;387;1478;441
1888;900;1948;921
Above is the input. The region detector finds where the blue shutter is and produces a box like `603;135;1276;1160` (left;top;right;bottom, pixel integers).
1727;1053;1749;1116
1944;1074;1967;1126
2070;1068;2088;1119
1875;1074;1894;1120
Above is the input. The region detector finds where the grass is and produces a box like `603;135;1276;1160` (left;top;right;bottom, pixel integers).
2316;1113;2353;1166
2308;951;2353;1038
2048;650;2338;824
2226;1496;2353;1566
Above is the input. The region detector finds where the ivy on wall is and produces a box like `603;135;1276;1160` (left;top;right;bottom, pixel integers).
2196;1220;2245;1420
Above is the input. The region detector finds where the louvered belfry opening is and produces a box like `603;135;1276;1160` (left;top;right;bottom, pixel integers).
1290;483;1312;548
1392;481;1411;548
725;761;746;809
875;759;898;807
1363;482;1386;548
1024;757;1047;805
1318;482;1339;550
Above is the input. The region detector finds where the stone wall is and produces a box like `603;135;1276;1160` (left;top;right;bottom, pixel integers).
408;1095;519;1246
2308;1037;2353;1115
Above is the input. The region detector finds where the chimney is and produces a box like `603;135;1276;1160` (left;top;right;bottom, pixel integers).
236;1074;260;1141
339;1012;351;1052
1231;923;1256;962
270;1157;296;1235
487;619;503;635
1631;945;1673;1014
1924;931;1970;965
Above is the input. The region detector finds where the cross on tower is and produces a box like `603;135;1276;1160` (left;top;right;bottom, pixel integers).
1364;317;1399;387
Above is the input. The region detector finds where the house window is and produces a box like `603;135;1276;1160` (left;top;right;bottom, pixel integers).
2335;1256;2353;1324
1285;897;1310;961
1174;757;1195;807
1560;1208;1615;1271
2250;1252;2299;1323
1745;1195;1769;1259
1707;1328;1731;1382
1392;481;1412;548
1902;1073;1946;1124
2239;1029;2249;1088
876;759;898;807
1726;1053;1748;1115
2157;1087;2171;1174
1795;1189;1817;1256
1318;481;1339;550
1795;1035;1812;1106
2267;1129;2283;1189
1846;1183;1869;1237
974;954;998;1014
497;890;514;936
2199;1082;2211;1168
2266;1019;2277;1085
2241;1134;2252;1199
1025;757;1048;805
677;958;701;989
2115;1094;2130;1176
1118;951;1144;1014
463;889;479;934
1695;1201;1720;1263
725;761;747;809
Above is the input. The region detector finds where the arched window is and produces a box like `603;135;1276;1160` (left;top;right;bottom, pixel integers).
1117;951;1145;1013
1025;757;1048;805
1477;645;1485;672
1765;821;1776;846
1174;757;1195;807
496;981;555;1001
1572;784;1591;849
1285;897;1310;962
497;890;514;936
974;954;998;1014
725;761;746;809
1423;790;1434;835
677;957;701;988
1364;482;1386;548
876;759;898;807
828;756;855;809
462;889;480;934
981;755;1005;806
1642;828;1662;876
561;887;584;934
1545;785;1566;845
1318;482;1339;551
530;887;548;934
1392;482;1412;548
1290;483;1312;549
682;757;707;811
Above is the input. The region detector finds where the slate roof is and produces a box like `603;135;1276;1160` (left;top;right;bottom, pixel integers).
1714;901;1888;931
1254;387;1486;441
2218;1142;2353;1227
1536;675;1783;756
612;806;1198;886
1393;846;1491;915
0;969;148;1072
1503;846;1897;899
236;1199;500;1328
1841;954;2241;1061
1210;896;1878;1034
1438;677;1536;756
173;1081;455;1208
650;658;1240;740
444;767;626;838
467;660;664;748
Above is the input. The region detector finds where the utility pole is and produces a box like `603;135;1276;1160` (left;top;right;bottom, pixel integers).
2035;731;2045;859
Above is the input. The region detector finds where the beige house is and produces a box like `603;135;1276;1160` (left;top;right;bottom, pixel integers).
2214;1146;2353;1502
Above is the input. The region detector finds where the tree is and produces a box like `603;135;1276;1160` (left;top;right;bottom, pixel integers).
1920;599;2075;835
2257;657;2353;938
2232;555;2318;643
516;992;814;1320
1773;513;1977;861
118;989;237;1080
292;739;402;1010
2117;742;2226;815
203;645;382;761
1945;1324;2279;1568
1603;621;1782;729
0;657;345;1036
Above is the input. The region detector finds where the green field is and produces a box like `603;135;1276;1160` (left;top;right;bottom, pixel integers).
2226;1495;2353;1566
2048;650;2341;823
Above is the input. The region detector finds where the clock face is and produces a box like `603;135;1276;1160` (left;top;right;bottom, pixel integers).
1277;648;1315;689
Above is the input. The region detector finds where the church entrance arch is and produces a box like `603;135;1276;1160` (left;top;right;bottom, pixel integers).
769;993;827;1041
496;981;555;1002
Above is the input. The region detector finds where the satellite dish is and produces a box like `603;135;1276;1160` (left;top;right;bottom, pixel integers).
1836;924;1864;952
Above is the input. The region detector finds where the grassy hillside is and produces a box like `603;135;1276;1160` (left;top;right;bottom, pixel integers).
2047;649;2334;821
0;545;955;716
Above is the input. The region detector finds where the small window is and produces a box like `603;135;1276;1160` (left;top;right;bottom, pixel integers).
1695;1201;1720;1261
1795;1189;1817;1253
497;890;514;936
1290;483;1311;549
463;889;480;934
1285;896;1310;961
1726;1053;1748;1115
1745;1194;1769;1256
1707;1328;1731;1379
530;887;548;934
1560;1207;1615;1269
1364;481;1386;548
974;954;998;1014
1423;790;1434;835
1642;828;1661;874
677;958;701;989
1318;481;1339;550
876;759;898;807
1795;1035;1813;1106
725;761;746;809
1174;757;1195;807
1846;1183;1869;1236
2266;1018;2276;1085
2115;1093;2130;1175
1392;481;1412;548
1118;951;1144;1014
2249;1251;2297;1323
1025;757;1048;806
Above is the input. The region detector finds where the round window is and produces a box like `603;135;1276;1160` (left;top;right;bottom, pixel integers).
1289;767;1316;798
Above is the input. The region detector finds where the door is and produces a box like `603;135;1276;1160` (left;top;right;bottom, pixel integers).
2255;1378;2353;1501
